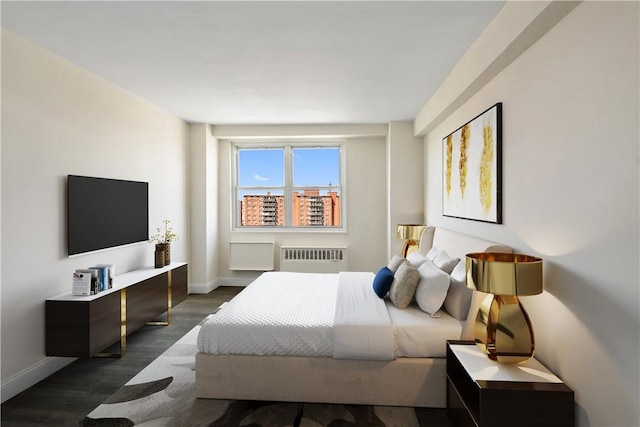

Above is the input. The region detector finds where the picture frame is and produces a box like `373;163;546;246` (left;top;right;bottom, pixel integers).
442;103;502;223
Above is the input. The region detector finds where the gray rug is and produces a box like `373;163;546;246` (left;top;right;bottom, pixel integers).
81;325;419;426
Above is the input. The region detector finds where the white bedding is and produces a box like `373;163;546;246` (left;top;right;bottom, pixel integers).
197;272;336;357
333;272;395;360
386;302;462;358
197;271;464;359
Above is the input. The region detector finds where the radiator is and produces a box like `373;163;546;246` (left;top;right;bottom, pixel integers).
280;246;348;273
229;242;275;271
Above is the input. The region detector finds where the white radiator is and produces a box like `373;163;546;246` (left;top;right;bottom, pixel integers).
280;246;348;273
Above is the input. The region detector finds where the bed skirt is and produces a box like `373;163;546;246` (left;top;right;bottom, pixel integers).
195;352;447;408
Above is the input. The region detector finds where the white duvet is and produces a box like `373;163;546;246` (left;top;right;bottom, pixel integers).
197;272;336;357
197;271;462;360
332;272;395;360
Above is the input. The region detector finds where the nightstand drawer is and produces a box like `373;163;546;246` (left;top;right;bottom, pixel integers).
447;377;477;427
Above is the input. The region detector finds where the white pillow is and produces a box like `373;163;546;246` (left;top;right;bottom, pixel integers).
443;260;473;320
425;246;441;262
389;262;420;309
415;262;450;316
387;255;406;273
406;251;429;268
433;250;460;274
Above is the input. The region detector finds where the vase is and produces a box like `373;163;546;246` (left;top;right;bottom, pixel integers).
156;243;171;266
154;249;165;268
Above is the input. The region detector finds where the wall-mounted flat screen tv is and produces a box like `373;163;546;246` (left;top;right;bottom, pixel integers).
67;175;148;256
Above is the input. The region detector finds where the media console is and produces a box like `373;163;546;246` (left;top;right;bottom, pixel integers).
46;263;188;358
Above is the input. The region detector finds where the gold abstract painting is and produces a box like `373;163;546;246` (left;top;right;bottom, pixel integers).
442;103;502;223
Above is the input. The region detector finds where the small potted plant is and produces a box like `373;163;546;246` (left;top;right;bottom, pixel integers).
149;220;178;267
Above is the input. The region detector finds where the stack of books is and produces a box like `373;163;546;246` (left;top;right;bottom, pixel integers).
72;264;114;296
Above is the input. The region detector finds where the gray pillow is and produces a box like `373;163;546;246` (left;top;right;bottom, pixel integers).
387;255;406;273
389;262;420;309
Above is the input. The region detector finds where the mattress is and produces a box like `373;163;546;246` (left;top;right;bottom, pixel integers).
197;271;463;359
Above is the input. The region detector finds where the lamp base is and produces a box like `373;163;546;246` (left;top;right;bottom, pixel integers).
474;293;535;364
401;239;419;257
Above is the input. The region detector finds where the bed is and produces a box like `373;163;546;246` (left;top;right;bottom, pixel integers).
195;226;511;407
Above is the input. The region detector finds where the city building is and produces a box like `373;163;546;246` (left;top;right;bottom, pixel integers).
241;190;340;227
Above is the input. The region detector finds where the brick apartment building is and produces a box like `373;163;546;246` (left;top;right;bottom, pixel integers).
241;189;340;227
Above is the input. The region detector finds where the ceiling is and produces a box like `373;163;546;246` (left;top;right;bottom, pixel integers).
1;1;504;125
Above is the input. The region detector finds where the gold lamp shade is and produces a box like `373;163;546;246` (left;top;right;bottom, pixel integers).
466;252;543;364
397;224;426;257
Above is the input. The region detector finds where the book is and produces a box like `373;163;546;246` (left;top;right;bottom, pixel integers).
94;267;108;292
77;268;99;294
95;264;114;289
72;272;91;296
88;267;103;293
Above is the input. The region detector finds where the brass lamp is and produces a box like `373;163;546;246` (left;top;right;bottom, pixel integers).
397;224;426;257
466;252;543;364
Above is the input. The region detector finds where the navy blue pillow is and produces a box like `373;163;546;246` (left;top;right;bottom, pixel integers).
372;266;394;298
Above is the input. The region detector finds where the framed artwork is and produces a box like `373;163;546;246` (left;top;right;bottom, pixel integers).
442;103;502;223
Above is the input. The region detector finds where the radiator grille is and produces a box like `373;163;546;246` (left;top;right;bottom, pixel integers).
280;247;347;273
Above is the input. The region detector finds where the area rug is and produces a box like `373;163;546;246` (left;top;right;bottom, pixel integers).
80;325;419;426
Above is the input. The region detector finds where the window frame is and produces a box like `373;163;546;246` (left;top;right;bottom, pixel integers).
232;141;346;232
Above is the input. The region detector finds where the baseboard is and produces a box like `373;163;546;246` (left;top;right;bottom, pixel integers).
189;279;219;294
1;356;76;403
189;275;260;293
190;279;252;293
217;277;253;287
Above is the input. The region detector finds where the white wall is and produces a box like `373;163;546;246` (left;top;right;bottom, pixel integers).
422;3;639;426
1;30;189;401
387;121;424;258
212;125;389;284
188;124;219;293
346;136;388;272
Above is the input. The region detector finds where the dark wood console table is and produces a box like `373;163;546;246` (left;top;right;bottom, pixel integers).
46;263;187;358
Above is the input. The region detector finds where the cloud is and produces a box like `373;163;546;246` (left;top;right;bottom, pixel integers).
254;174;269;182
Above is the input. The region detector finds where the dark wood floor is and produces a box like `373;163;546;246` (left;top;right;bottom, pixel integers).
1;286;243;426
1;286;451;427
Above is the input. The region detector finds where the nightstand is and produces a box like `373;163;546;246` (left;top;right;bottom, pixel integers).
446;340;574;427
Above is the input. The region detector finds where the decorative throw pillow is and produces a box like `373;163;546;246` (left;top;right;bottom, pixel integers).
415;262;451;316
443;261;473;320
389;262;420;309
406;251;429;268
372;266;394;298
387;254;406;273
425;246;441;262
433;250;460;274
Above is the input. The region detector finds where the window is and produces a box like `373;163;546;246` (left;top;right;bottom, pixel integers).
234;143;344;230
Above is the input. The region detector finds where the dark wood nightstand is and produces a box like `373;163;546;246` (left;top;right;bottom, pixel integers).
446;340;574;427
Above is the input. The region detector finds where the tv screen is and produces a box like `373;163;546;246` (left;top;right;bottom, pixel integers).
67;175;149;256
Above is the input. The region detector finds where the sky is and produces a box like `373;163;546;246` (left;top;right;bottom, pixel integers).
238;147;340;188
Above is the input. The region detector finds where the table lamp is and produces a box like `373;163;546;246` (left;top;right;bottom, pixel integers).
465;252;543;364
397;224;426;257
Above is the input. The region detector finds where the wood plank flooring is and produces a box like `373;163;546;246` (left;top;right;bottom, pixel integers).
1;286;242;426
1;286;451;427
